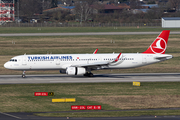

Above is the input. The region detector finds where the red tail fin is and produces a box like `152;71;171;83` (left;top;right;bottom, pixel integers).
143;30;170;54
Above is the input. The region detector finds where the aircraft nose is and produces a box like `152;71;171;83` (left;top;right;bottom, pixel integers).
4;62;9;69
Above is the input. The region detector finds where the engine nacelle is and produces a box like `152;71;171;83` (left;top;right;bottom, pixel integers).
66;67;86;75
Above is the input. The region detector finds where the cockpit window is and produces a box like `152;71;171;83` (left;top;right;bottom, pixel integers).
10;59;17;62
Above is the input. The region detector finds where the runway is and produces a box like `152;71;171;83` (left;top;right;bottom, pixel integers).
0;31;180;36
1;111;180;120
0;73;180;84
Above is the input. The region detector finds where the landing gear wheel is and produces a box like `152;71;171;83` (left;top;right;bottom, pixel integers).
22;70;26;78
83;72;88;77
84;72;93;77
22;74;26;78
89;73;93;77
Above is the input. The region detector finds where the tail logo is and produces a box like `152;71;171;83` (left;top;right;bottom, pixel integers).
150;37;167;54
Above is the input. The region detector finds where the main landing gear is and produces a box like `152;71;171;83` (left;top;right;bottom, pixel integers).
22;70;26;78
84;72;93;77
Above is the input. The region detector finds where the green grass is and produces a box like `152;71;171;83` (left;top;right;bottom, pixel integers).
0;82;180;113
0;34;179;55
35;110;180;117
0;27;180;33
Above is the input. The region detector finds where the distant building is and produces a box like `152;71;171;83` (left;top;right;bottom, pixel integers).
43;6;75;14
132;4;158;14
162;17;180;28
92;4;126;14
117;3;130;10
141;4;158;8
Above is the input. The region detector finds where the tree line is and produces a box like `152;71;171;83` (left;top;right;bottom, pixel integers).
15;0;180;23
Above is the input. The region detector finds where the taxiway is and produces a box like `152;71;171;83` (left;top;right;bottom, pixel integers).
0;73;179;84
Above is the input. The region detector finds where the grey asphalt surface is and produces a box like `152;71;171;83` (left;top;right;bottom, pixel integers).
0;73;179;84
0;31;180;36
1;111;180;120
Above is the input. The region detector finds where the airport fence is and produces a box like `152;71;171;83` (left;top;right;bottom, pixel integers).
0;22;161;27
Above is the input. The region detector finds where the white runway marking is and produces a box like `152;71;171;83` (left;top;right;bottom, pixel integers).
0;112;21;119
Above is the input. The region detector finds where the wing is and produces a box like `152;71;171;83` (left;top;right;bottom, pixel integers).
71;53;121;69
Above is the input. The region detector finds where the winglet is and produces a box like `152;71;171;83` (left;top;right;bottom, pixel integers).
93;49;98;54
114;53;121;62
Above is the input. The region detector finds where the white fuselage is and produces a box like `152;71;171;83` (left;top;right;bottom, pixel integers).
4;53;173;71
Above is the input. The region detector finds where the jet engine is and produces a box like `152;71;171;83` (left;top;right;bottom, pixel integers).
66;67;86;75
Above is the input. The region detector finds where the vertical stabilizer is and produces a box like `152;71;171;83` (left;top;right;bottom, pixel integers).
143;30;170;54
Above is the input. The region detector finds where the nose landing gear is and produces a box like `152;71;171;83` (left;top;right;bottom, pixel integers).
22;71;26;78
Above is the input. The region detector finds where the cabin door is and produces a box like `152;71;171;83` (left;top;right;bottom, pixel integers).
22;56;27;65
56;59;60;65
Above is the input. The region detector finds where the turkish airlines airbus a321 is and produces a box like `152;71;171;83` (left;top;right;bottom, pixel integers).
4;30;173;78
